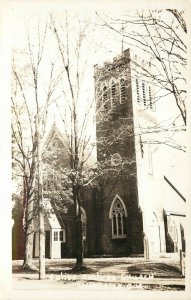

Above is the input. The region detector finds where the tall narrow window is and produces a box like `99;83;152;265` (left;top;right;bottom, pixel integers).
142;81;146;107
53;231;58;241
109;195;127;238
136;78;140;104
149;86;153;110
111;81;117;107
113;216;117;235
180;223;185;252
59;231;64;242
120;78;126;104
102;86;108;110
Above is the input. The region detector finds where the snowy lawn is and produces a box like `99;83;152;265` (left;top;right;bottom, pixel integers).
13;257;182;278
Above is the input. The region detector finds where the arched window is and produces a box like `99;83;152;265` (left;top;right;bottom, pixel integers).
109;195;127;238
111;80;117;107
120;78;126;104
102;85;108;110
81;207;87;241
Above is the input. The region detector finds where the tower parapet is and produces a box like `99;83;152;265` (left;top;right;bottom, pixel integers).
94;49;131;80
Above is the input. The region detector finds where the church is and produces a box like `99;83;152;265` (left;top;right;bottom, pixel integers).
12;48;186;260
93;48;186;258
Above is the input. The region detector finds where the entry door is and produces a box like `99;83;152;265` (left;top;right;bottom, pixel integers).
51;229;65;258
150;213;160;254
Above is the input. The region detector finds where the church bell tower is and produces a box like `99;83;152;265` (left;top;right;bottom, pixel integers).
94;49;144;256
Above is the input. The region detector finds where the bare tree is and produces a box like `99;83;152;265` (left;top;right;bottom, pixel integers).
96;9;186;126
12;20;60;278
12;84;38;271
50;13;96;269
49;12;142;268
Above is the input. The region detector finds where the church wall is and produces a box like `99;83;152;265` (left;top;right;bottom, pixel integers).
97;174;143;256
130;51;186;258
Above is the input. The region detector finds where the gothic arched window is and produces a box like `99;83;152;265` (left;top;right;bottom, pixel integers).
111;80;117;107
102;85;108;110
109;195;127;238
120;78;126;104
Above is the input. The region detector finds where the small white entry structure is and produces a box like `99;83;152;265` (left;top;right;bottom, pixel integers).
34;200;66;259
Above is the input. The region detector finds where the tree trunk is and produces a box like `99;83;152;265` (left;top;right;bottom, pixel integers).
22;221;34;269
23;177;35;270
73;185;83;270
75;212;83;269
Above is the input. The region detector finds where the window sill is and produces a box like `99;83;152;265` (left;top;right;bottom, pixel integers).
111;235;127;240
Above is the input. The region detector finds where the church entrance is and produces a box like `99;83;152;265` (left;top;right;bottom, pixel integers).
150;213;161;255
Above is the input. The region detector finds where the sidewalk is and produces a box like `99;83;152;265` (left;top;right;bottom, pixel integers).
13;272;185;287
12;275;185;300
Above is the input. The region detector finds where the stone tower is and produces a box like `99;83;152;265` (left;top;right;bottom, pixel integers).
94;49;144;256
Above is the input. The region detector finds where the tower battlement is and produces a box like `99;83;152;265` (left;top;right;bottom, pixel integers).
94;49;130;77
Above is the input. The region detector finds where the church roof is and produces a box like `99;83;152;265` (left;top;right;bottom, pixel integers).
42;122;69;150
44;199;65;229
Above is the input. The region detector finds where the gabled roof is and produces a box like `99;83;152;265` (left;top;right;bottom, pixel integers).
44;199;65;229
42;122;69;151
